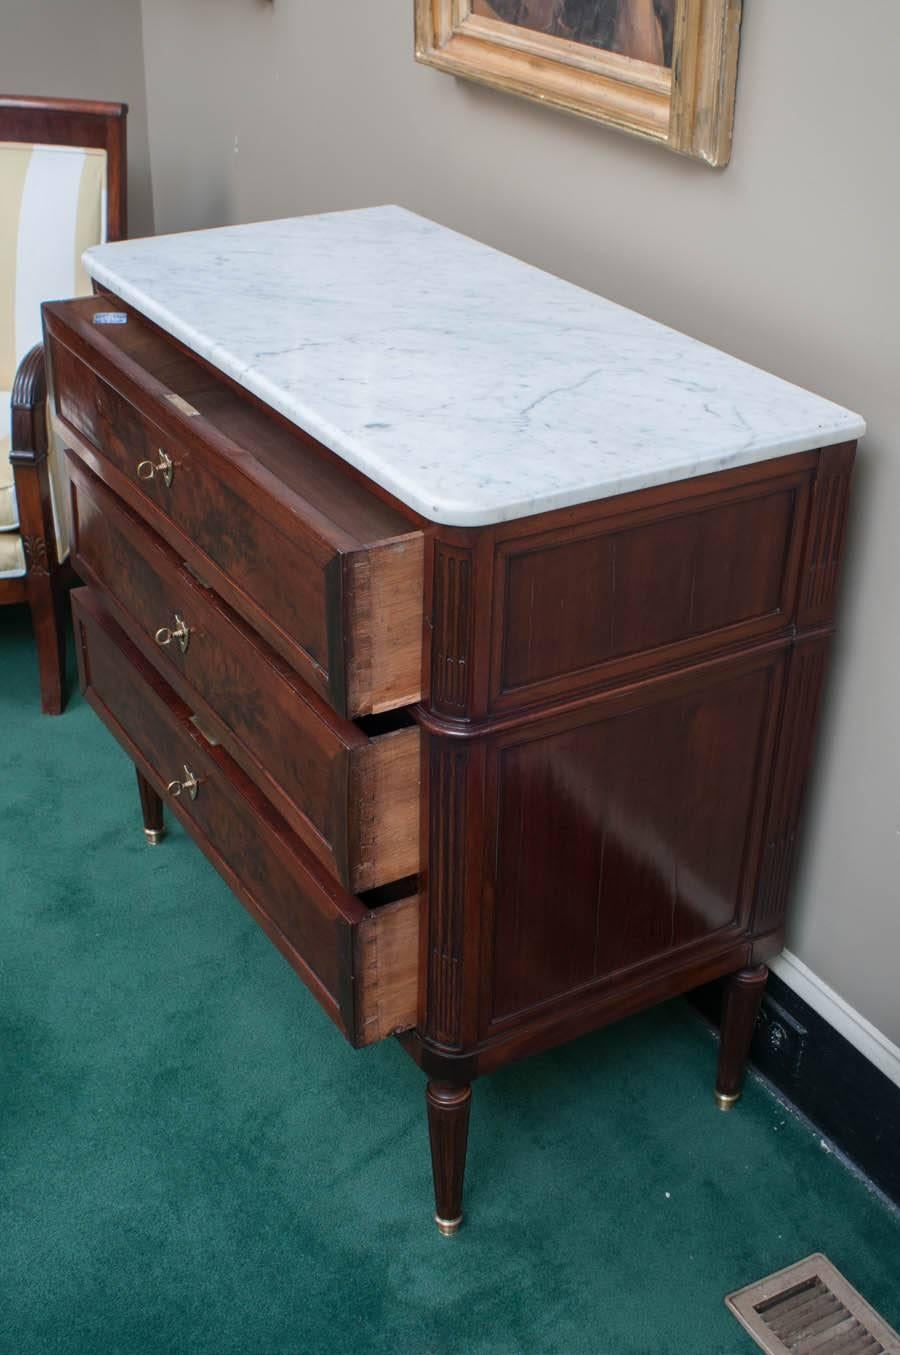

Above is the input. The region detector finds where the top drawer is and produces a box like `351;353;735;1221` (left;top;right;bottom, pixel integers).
43;296;424;719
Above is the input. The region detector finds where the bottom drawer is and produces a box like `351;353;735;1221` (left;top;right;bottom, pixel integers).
72;588;419;1049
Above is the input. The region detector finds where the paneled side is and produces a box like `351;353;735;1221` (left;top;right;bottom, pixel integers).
488;662;774;1025
752;637;829;936
493;479;803;709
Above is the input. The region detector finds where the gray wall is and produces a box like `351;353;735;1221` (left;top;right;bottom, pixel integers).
105;1;900;1044
0;0;153;236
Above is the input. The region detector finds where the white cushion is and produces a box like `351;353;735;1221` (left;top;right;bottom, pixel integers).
1;142;108;388
0;142;108;564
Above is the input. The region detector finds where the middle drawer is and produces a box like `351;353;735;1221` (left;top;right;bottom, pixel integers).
69;454;421;894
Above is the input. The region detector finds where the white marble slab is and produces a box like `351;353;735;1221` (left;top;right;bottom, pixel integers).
84;206;865;527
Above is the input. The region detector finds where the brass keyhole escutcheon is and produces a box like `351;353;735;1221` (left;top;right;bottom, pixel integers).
154;614;191;654
136;448;174;488
166;765;201;801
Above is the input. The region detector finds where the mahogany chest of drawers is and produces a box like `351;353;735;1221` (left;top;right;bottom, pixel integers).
44;213;860;1233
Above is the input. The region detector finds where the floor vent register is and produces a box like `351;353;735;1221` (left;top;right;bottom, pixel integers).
727;1253;899;1354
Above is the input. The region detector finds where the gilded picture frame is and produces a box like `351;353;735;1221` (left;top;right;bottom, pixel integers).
414;0;742;166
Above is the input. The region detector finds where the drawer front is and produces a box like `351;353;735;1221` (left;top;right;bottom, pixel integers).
69;456;421;893
45;301;424;718
72;589;419;1048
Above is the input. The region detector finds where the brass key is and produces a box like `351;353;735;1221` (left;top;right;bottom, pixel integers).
136;448;174;488
166;765;201;801
154;614;191;654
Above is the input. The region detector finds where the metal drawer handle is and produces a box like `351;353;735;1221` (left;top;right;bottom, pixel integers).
154;614;191;654
136;448;174;488
166;765;202;801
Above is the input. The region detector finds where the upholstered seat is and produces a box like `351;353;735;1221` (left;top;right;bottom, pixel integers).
0;96;127;712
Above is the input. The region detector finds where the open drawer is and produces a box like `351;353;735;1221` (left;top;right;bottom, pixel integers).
72;588;420;1049
69;454;421;894
46;296;424;718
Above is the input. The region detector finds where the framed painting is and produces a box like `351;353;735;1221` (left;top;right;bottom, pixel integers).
414;0;742;166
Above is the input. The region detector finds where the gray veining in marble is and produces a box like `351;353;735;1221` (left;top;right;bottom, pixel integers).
85;206;865;526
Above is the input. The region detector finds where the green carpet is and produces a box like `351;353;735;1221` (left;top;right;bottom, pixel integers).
2;603;898;1355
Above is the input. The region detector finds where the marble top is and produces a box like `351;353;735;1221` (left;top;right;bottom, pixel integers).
84;206;865;527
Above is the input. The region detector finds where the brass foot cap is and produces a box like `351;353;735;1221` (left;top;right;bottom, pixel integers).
434;1214;462;1237
144;828;166;846
715;1090;742;1112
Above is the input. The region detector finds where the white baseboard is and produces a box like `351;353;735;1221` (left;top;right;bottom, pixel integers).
771;950;900;1089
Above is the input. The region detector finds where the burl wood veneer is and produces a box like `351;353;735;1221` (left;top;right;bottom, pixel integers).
45;207;863;1233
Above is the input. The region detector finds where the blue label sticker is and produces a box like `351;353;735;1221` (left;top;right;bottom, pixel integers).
93;312;128;325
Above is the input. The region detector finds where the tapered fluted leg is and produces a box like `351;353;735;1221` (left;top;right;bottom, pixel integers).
136;768;165;845
715;964;768;1110
426;1081;472;1235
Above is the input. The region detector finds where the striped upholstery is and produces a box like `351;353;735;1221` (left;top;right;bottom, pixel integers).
1;141;108;575
0;390;11;528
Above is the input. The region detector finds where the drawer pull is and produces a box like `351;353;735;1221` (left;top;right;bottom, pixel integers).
154;614;191;654
136;449;174;488
166;764;202;801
